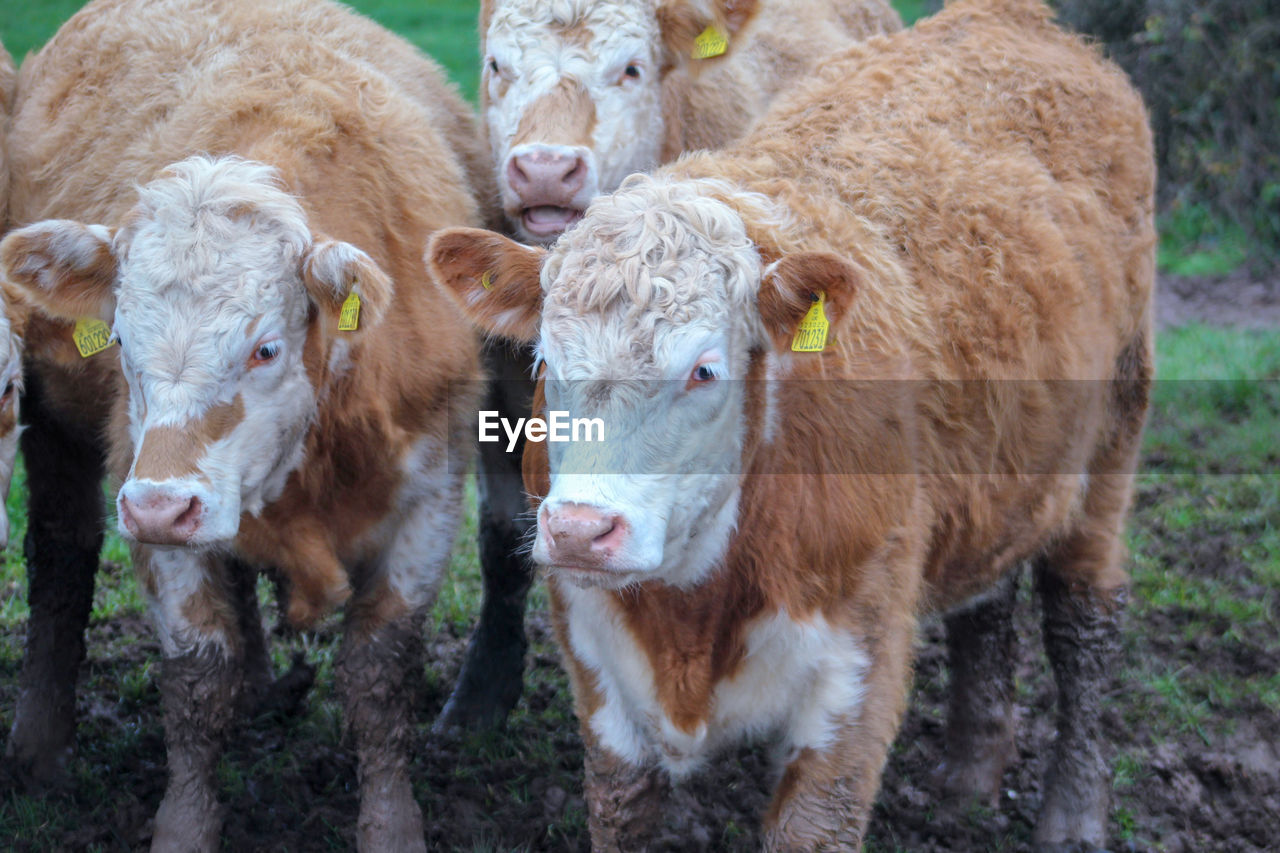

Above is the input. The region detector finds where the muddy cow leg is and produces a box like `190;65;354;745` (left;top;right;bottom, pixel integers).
1032;536;1127;850
336;605;428;853
763;615;916;850
937;567;1020;803
1034;334;1147;850
5;371;105;784
144;548;245;853
438;343;536;730
582;740;671;852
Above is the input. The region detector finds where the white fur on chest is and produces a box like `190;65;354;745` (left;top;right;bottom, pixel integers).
561;583;869;776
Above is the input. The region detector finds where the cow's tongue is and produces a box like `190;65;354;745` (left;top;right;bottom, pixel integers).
523;205;581;233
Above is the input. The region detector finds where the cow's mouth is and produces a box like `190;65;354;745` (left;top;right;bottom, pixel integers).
522;205;583;238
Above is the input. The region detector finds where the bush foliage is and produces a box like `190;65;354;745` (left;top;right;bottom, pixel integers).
1054;0;1280;265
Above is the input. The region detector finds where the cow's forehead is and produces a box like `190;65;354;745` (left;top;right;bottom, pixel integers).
116;157;310;332
540;176;767;370
488;0;659;60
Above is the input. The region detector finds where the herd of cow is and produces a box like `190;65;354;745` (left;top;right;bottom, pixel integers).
0;0;1155;849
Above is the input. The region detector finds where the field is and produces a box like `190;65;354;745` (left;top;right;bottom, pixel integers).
1;1;1278;851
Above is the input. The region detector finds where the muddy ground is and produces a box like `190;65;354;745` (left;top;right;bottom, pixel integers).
0;269;1277;851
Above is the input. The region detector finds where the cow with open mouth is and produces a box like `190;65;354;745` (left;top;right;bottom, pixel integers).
445;0;902;731
429;0;1156;847
0;0;490;848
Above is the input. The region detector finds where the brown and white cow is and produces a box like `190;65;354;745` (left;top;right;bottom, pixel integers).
430;0;1156;847
442;0;902;730
0;0;488;849
481;0;901;243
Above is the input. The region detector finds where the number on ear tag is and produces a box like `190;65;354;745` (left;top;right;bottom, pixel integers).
73;317;114;358
692;25;729;59
790;292;829;353
338;291;361;331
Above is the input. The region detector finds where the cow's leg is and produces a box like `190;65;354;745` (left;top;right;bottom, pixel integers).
5;374;104;785
1034;337;1147;850
1032;497;1129;850
340;484;460;852
762;616;915;850
937;567;1020;803
144;548;245;853
438;344;536;730
582;741;671;852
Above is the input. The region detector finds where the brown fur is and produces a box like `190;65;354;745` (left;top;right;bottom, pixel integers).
131;397;245;482
513;77;598;150
436;0;1155;846
657;0;902;161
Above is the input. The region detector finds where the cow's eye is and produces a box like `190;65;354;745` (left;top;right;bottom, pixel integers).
620;64;641;84
687;363;718;389
488;57;501;75
250;340;281;365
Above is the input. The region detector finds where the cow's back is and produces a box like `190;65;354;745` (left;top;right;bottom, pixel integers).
682;0;1154;379
10;0;483;233
662;0;902;158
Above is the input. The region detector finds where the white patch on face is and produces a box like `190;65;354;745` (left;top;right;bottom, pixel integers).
112;156;320;545
531;176;775;588
138;546;229;656
373;436;465;612
484;0;666;241
562;583;870;776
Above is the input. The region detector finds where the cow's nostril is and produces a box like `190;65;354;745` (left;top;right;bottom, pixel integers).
174;496;202;530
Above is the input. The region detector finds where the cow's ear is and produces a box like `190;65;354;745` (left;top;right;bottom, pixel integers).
0;220;118;322
301;237;394;331
426;227;545;343
657;0;760;66
757;252;860;352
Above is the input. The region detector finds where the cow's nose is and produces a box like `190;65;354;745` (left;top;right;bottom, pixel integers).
543;502;627;566
507;150;588;205
119;489;203;545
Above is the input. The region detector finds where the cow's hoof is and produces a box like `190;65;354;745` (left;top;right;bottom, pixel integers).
434;636;525;732
151;791;222;853
1034;791;1109;852
358;778;426;853
5;714;74;789
933;734;1014;805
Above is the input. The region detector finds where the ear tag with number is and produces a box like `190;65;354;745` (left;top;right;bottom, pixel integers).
790;291;829;353
481;270;493;290
692;25;729;59
73;317;115;358
338;291;361;331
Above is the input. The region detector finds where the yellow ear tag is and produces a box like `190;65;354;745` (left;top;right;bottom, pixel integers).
338;291;361;331
790;291;829;353
481;270;493;290
692;25;729;59
73;317;115;358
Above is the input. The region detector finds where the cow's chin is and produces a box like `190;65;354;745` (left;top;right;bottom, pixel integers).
550;563;650;590
520;205;583;241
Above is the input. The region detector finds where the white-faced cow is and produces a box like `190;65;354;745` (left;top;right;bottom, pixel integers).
442;0;902;731
0;0;490;849
430;0;1155;847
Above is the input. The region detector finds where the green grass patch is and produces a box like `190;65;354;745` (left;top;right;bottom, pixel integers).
1157;203;1250;277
